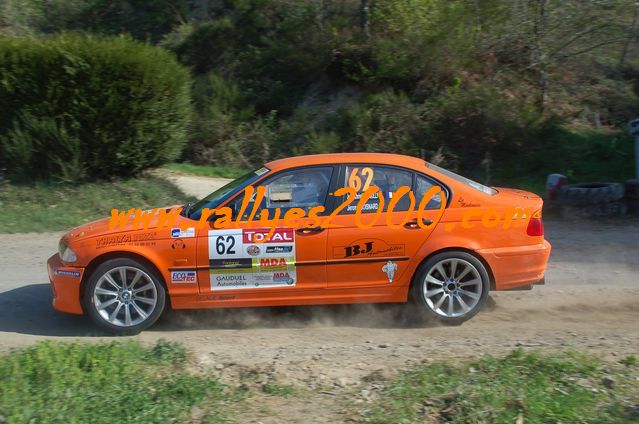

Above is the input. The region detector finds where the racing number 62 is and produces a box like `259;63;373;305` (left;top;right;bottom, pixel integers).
348;167;374;192
215;235;236;255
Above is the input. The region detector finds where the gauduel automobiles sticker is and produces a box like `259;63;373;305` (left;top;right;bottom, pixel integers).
208;228;296;290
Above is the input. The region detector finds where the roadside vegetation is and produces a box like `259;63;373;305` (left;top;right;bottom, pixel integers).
0;175;193;233
1;342;636;423
1;0;638;190
0;340;231;423
361;349;639;423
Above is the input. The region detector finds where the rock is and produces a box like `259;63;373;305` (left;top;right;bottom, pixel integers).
602;376;616;389
378;343;389;348
360;389;371;398
576;378;592;389
334;377;349;387
214;364;224;370
190;406;205;421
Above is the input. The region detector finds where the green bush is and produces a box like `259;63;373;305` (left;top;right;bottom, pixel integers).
0;34;191;181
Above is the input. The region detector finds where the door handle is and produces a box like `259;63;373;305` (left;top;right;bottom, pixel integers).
404;218;433;229
296;226;325;235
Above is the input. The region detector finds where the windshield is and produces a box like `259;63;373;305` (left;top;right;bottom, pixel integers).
426;162;497;195
186;167;269;220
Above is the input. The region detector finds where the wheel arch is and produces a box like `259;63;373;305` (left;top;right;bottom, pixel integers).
409;247;496;292
80;251;168;308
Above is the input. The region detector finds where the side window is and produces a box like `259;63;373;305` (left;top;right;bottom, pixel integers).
415;174;443;210
341;165;413;214
230;167;333;219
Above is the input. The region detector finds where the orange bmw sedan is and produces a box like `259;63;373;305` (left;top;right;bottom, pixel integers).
48;153;551;334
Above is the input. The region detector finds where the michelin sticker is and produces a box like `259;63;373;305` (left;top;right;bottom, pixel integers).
54;269;81;278
208;228;296;290
171;227;195;238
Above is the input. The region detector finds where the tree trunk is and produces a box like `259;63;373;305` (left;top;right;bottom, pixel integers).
620;2;639;68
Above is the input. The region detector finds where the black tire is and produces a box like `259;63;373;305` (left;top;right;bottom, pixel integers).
83;258;166;335
556;183;625;206
410;251;490;326
559;200;627;219
626;179;639;200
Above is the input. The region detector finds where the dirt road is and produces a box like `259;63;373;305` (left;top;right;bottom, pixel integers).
1;174;638;407
1;220;637;383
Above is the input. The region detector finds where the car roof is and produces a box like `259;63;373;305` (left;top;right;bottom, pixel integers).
265;153;427;171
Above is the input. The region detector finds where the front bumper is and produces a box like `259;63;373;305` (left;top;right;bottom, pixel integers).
47;254;85;314
478;240;552;291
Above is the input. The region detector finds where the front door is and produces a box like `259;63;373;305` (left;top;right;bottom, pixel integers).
196;166;335;295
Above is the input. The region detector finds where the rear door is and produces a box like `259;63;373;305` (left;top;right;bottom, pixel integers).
325;164;444;288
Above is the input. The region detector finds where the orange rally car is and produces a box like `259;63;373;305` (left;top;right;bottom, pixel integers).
48;153;551;334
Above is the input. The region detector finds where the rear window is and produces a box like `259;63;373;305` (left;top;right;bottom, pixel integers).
426;163;497;195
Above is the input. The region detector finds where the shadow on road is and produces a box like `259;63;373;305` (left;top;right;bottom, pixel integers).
0;284;500;336
0;284;100;337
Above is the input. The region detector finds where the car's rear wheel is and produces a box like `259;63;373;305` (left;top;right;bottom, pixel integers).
84;258;166;335
411;251;489;325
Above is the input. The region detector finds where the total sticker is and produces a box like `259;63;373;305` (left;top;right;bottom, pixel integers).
171;271;196;283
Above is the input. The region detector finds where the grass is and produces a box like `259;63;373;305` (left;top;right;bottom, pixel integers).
262;382;295;397
362;349;639;423
491;128;636;196
0;175;194;233
1;343;636;423
0;340;230;423
163;163;248;179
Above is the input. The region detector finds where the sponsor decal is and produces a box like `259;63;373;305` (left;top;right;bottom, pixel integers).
246;245;261;256
171;239;186;249
333;238;405;259
54;269;81;278
272;272;295;285
255;167;270;176
208;228;296;290
96;232;155;248
171;227;195;238
243;228;294;243
382;260;398;283
171;271;196;283
210;258;253;269
256;257;293;272
197;294;237;301
266;245;293;254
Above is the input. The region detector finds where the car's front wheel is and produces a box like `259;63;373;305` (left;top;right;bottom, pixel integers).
84;258;166;335
411;251;489;325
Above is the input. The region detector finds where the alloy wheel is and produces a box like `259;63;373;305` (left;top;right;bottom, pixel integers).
93;266;157;327
422;258;483;318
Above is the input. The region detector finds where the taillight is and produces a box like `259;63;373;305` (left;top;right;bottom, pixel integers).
526;210;544;237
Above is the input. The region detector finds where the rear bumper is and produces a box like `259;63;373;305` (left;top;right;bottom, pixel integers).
47;254;84;314
478;240;551;291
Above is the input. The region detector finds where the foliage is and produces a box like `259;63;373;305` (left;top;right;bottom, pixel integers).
0;340;228;423
0;175;194;233
0;34;191;181
0;0;188;42
2;1;639;187
364;349;639;423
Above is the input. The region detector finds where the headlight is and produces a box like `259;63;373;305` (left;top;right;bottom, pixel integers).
58;239;78;263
